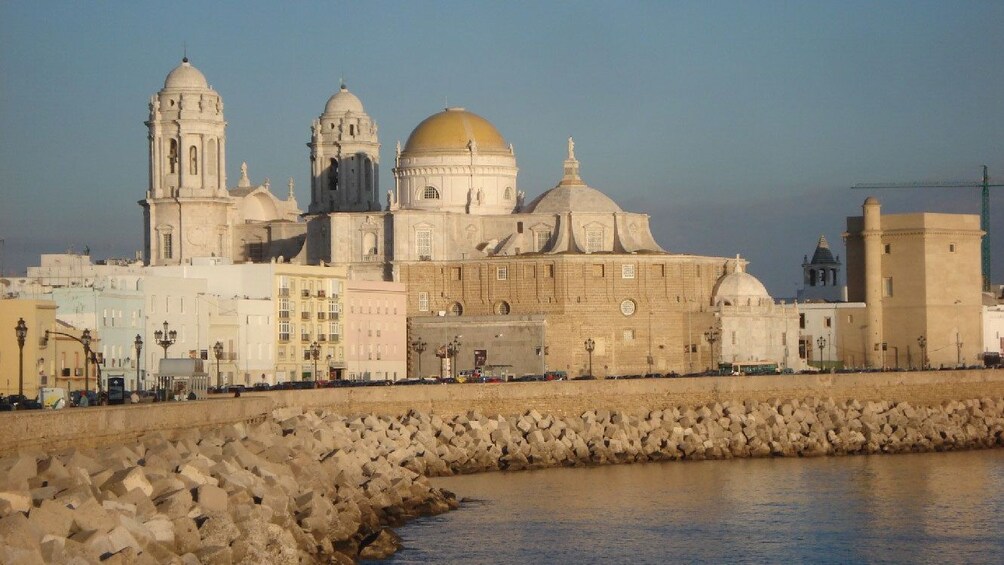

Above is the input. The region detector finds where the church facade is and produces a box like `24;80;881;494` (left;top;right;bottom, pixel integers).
141;58;801;378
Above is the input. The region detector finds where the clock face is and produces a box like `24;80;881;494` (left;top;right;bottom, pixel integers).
620;299;636;316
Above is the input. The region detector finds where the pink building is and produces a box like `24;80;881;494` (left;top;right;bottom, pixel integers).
344;281;407;381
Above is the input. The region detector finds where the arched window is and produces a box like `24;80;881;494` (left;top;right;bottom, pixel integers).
362;232;377;256
329;159;339;191
168;140;178;173
504;187;514;200
189;146;198;175
423;186;440;199
450;302;464;316
808;268;817;287
349;124;356;136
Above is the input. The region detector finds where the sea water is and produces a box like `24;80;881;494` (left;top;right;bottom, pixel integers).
371;449;1004;564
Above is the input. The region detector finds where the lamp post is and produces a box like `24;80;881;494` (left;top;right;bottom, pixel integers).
584;338;595;377
447;336;462;379
309;341;320;381
213;341;224;390
816;336;827;369
917;335;927;370
411;338;427;378
704;327;720;372
81;328;92;395
154;320;177;358
15;318;27;403
134;334;143;391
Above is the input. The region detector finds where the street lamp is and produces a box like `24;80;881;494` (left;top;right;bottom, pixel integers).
816;336;827;369
447;336;462;378
584;338;595;377
411;338;427;378
917;335;927;370
213;341;224;390
153;320;177;358
15;318;27;403
704;327;720;372
309;341;320;381
81;328;92;395
134;334;143;391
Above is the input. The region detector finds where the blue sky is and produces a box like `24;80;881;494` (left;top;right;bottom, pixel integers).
2;1;1003;296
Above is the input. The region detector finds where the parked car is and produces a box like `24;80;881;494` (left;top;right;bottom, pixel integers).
572;374;596;381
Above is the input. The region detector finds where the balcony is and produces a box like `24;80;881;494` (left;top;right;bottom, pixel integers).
317;290;326;298
318;335;327;342
301;290;311;298
328;312;339;320
279;334;290;343
300;335;311;342
279;288;290;297
279;311;290;320
301;312;311;321
317;312;327;320
328;334;340;343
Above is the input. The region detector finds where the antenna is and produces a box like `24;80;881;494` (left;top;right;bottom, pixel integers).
445;96;449;110
183;41;188;62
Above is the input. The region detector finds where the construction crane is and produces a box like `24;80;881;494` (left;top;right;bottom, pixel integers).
852;165;1004;292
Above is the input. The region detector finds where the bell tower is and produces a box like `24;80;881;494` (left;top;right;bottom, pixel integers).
142;57;233;265
308;84;381;214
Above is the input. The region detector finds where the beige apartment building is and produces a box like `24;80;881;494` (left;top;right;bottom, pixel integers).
344;281;408;382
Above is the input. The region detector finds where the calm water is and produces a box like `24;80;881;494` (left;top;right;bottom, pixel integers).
372;450;1004;564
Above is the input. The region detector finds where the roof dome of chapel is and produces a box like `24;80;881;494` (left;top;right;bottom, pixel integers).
713;261;771;304
163;58;209;90
403;108;510;154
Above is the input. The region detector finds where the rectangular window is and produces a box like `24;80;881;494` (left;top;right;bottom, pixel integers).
884;244;891;254
824;317;832;328
497;266;508;281
623;329;635;341
950;243;956;253
535;231;552;252
418;292;429;312
652;264;665;277
586;229;603;253
545;264;554;278
279;322;290;342
882;277;894;297
622;264;636;279
799;314;805;329
451;267;462;281
592;264;605;277
416;229;432;259
163;233;173;259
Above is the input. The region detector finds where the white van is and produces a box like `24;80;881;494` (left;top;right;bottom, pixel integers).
38;387;67;409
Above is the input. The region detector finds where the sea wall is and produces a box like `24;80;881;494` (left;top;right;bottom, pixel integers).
3;369;1004;455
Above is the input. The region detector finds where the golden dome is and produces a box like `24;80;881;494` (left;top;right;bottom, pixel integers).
403;108;509;154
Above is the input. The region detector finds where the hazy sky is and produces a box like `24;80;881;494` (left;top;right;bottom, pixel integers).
2;1;1004;296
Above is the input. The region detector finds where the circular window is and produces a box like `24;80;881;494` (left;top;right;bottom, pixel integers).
495;301;511;315
620;299;636;316
450;302;464;316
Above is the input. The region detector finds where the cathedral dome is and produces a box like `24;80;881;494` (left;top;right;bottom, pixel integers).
164;58;209;90
324;85;365;115
714;262;770;305
403;108;509;154
526;185;622;214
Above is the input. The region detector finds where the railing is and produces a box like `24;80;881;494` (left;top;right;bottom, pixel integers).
317;290;326;298
301;290;310;298
328;312;339;320
279;334;290;343
300;335;311;342
318;335;326;342
300;312;311;320
317;312;327;320
328;334;340;342
279;311;290;319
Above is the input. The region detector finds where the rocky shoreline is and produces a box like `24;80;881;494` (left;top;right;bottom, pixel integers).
2;396;1003;563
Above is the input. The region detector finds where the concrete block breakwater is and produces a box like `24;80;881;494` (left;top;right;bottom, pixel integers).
1;396;1002;563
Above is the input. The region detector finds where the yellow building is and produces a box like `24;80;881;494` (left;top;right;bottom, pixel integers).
0;299;58;397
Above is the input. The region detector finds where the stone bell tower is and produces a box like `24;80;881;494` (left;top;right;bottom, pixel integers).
142;57;233;266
